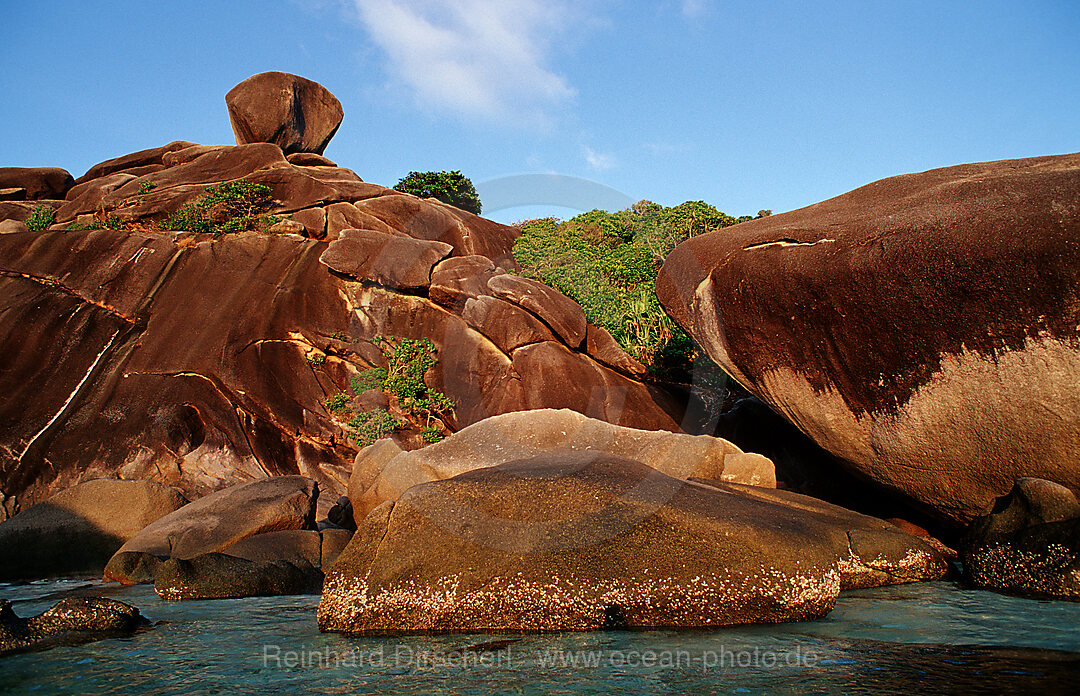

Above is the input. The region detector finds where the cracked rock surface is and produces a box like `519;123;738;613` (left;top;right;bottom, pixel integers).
0;138;685;517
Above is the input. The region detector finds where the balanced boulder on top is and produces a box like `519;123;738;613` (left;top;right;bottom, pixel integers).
225;72;343;155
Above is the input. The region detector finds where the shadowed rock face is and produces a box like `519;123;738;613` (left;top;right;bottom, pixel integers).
962;478;1080;600
0;140;685;519
657;153;1080;525
318;452;947;634
0;479;187;581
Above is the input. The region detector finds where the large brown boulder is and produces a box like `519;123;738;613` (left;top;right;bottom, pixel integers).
658;153;1080;525
103;476;318;583
226;72;343;155
319;452;947;634
0;167;73;200
348;408;775;520
0;479;188;581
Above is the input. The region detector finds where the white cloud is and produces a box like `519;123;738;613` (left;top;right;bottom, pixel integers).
680;0;707;19
350;0;577;126
583;146;616;171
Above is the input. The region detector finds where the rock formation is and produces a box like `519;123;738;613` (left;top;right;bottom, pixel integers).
962;478;1080;599
0;75;684;517
348;408;775;521
104;476;318;583
319;452;947;633
0;479;187;581
658;153;1080;525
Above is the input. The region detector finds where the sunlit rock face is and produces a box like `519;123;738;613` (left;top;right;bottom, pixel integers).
318;452;947;634
0;137;682;517
658;153;1080;525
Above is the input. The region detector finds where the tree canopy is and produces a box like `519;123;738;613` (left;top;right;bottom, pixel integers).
393;170;482;215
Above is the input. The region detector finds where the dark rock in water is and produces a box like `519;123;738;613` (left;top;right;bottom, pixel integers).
104;476;318;584
962;478;1080;599
154;553;321;600
0;167;73;200
319;452;946;634
0;479;187;581
658;153;1080;526
226;72;343;155
0;597;149;656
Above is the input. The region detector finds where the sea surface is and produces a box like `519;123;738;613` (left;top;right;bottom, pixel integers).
1;580;1077;695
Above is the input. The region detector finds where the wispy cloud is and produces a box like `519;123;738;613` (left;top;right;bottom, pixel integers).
680;0;707;19
350;0;578;127
583;146;616;171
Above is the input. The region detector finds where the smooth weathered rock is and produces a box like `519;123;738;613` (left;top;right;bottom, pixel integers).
0;219;28;234
0;597;149;656
462;294;557;353
320;452;947;633
353;194;518;263
0;187;26;201
287;152;337;167
222;529;323;566
104;476;318;583
658;153;1080;525
512;342;682;430
319;228;452;289
0;479;187;581
226;72;343;155
154;553;321;600
585;324;647;377
0;167;74;200
488;274;587;347
75;141;196;184
348;408;774;520
429;255;500;309
962;478;1080;599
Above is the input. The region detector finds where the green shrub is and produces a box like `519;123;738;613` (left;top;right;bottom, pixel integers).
65;215;125;231
350;367;387;394
307;353;326;368
160;180;276;236
349;409;403;447
25;205;55;231
137;181;157;195
326;392;351;413
394;170;481;215
513;200;755;377
346;336;455;444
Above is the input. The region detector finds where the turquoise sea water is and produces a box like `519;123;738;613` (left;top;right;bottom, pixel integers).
1;580;1077;695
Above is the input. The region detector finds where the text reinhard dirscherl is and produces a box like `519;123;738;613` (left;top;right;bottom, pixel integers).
261;644;821;673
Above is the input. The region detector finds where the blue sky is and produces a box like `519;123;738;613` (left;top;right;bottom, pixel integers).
3;0;1078;224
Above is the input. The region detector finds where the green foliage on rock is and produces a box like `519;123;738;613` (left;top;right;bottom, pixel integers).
325;393;351;413
348;409;403;447
512;200;759;379
65;215;126;231
346;336;454;446
393;170;482;215
161;180;278;236
25;205;56;231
